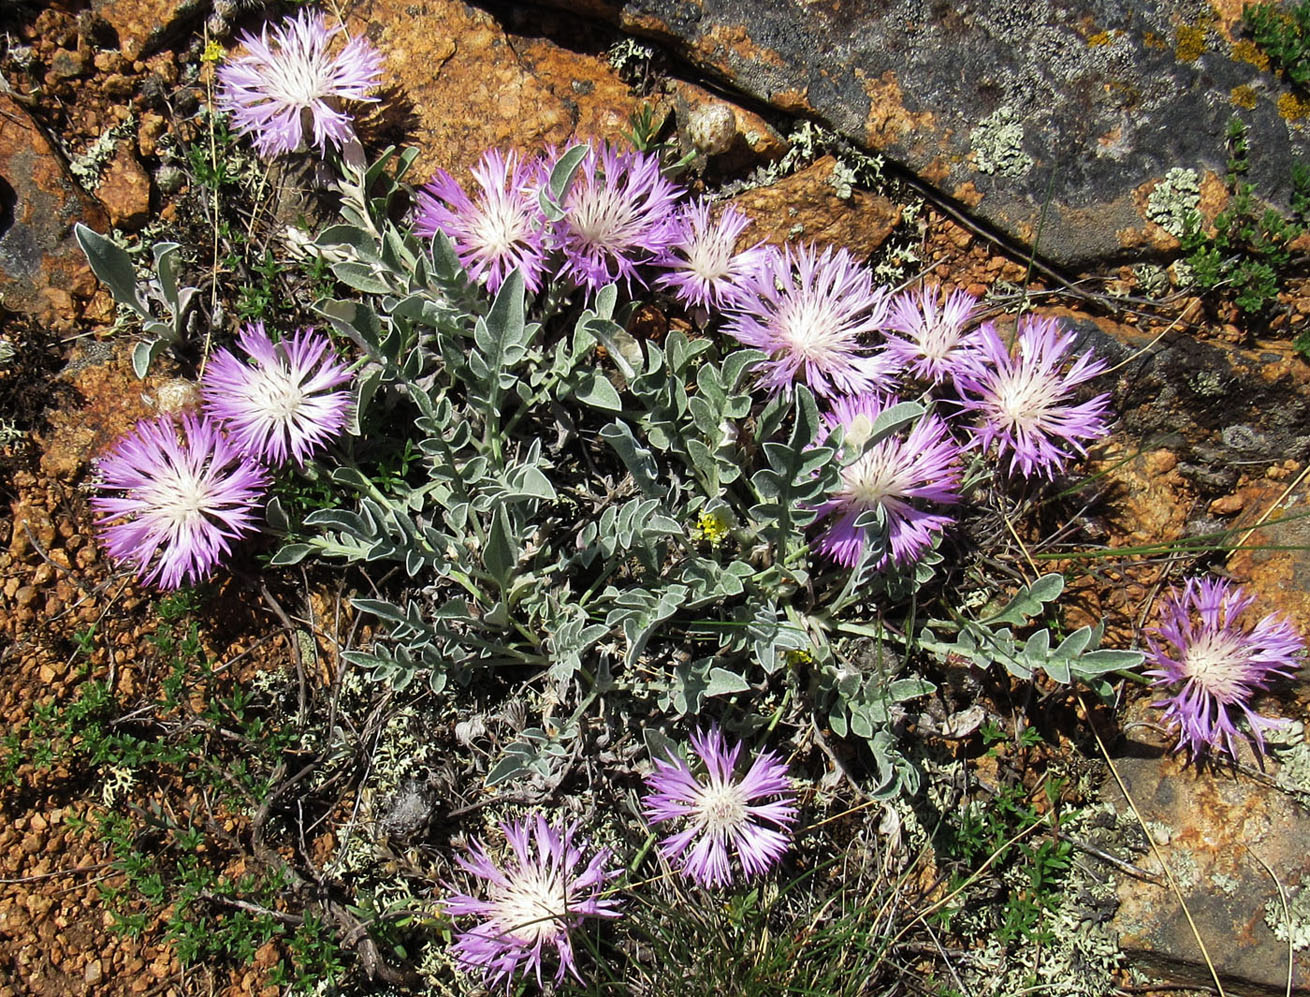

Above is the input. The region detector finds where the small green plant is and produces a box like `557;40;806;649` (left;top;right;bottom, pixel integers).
1245;0;1310;89
1179;118;1308;317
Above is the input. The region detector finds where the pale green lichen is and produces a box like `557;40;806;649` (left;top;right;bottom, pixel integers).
970;107;1034;178
1212;872;1240;896
1133;263;1170;298
608;37;655;75
68;115;137;194
1266;874;1310;951
1146;168;1202;238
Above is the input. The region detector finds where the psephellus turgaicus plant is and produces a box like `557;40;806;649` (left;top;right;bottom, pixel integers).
243;143;1138;804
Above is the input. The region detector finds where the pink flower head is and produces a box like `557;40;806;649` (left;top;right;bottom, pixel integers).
725;243;894;398
643;725;797;888
881;284;985;384
202;323;352;468
655;198;768;312
413;148;549;294
444;815;621;989
91;413;268;589
551;143;682;291
1145;577;1303;760
216;9;383;158
954;314;1111;478
812;393;962;568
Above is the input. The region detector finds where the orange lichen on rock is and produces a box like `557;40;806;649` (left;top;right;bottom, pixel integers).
728;156;901;256
1230;38;1271;70
1278;92;1310;120
856;68;934;149
951;181;984;207
1230;84;1258;109
1174;22;1208;62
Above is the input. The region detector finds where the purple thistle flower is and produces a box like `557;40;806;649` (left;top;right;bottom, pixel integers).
1145;577;1303;760
655;198;768;312
216;9;383;158
444;815;621;989
725;243;894;397
954;314;1111;478
551;143;681;291
202;323;352;468
881;284;985;384
812;393;962;568
643;726;797;888
413;148;550;294
91;413;268;589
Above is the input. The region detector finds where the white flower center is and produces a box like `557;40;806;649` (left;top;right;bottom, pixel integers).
919;317;957;360
993;366;1057;429
684;229;733;282
473;195;530;260
570;185;641;252
251;366;306;423
150;465;215;531
265;43;332;108
693;779;749;835
778;292;844;362
1183;631;1247;701
843;443;906;508
494;869;568;945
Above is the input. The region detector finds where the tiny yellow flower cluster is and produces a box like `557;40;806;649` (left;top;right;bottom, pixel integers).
691;509;731;546
784;648;815;669
201;40;225;64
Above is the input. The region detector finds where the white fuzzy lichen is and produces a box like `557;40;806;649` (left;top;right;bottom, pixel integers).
1146;168;1201;238
1266;875;1310;951
970;107;1034;178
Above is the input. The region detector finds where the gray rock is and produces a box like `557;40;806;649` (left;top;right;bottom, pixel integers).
540;0;1310;267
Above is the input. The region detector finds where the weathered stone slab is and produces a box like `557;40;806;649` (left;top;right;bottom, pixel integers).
1105;742;1310;995
0;94;107;330
529;0;1310;267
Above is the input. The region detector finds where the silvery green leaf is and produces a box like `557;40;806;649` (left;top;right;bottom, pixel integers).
584;317;644;380
316;223;381;260
1073;648;1145;676
318;299;384;354
886;677;935;700
264;496;290;534
988;573;1065;625
152;242;182;309
131;339;167;379
573;371;623;411
829;709;849;738
867;400;924;441
705;667;749;697
593;283;618;320
484;504;518;590
75;223;149;316
643;728;683;766
269;543;312;566
504;463;557;501
331;261;391;294
350;367;381;434
599;420;661;496
539;144;588;221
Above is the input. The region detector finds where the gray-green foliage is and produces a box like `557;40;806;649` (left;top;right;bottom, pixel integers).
920;573;1142;692
270;145;1138;796
74;223;201;377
